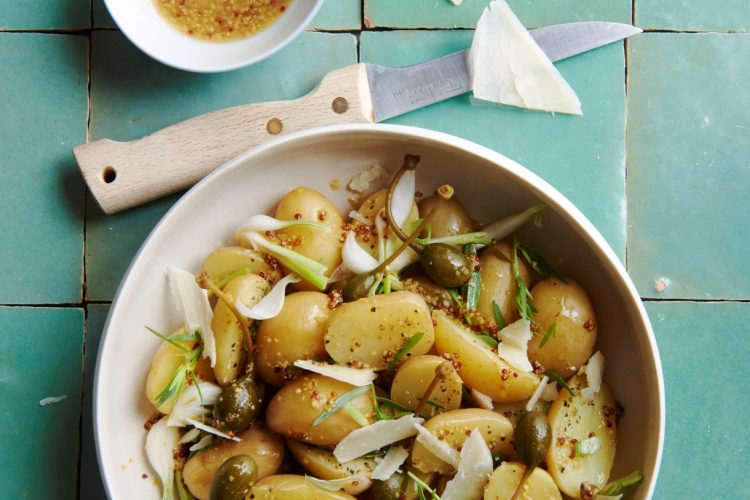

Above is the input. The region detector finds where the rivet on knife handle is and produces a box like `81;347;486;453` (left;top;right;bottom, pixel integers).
74;64;373;215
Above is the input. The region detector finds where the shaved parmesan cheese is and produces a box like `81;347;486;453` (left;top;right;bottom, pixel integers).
167;382;221;427
441;429;493;500
524;375;549;412
496;319;534;372
342;232;380;275
390;169;415;228
371;444;409;481
334;415;423;463
470;389;494;410
470;0;582;115
541;379;559;401
415;425;460;468
293;360;377;387
581;351;605;400
348;163;388;194
145;417;180;500
235;273;300;320
166;267;216;367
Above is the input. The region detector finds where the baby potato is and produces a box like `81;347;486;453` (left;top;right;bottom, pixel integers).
390;355;462;418
256;291;332;386
203;246;281;284
546;374;617;498
275;187;343;290
433;310;539;403
483;462;561;500
476;242;530;328
418;194;476;237
411;409;515;474
527;278;597;378
286;439;376;495
265;374;374;446
145;327;214;414
249;474;356;499
325;291;434;370
182;424;284;500
211;273;268;385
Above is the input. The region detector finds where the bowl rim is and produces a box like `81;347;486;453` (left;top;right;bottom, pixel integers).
93;123;665;499
103;0;324;73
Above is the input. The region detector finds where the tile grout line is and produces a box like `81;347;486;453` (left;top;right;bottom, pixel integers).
624;0;635;274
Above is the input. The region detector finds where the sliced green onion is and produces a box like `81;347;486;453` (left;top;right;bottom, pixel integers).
154;364;188;407
214;266;253;289
574;436;601;457
477;334;499;348
346;403;371;427
539;318;558;348
518;243;567;283
239;214;332;233
545;371;575;396
407;471;441;500
313;385;371;427
463;243;481;311
484;204;547;241
244;232;328;290
387;332;425;372
417;231;491;246
599;470;644;495
512;236;536;323
175;469;195;500
145;326;194;352
492;300;506;329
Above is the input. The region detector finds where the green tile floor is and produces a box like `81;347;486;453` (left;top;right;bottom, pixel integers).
0;0;748;498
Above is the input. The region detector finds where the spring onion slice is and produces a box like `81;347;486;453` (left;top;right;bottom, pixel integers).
235;273;299;320
236;214;331;233
483;204;547;242
342;231;380;275
145;417;181;500
241;232;329;290
166;266;215;367
390;168;415;228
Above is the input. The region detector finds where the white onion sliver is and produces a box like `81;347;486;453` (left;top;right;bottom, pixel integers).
342;232;379;275
189;435;213;452
496;319;534;372
293;360;376;387
441;429;493;500
415;425;460;468
524;375;549;412
167;382;221;427
235;273;299;320
333;415;423;463
581;351;605;400
470;388;494;410
166;266;216;367
389;169;415;228
371;445;409;481
483;204;546;241
145;417;180;500
186;418;240;442
178;427;201;444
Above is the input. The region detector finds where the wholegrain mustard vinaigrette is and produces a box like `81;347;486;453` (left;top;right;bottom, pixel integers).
154;0;292;41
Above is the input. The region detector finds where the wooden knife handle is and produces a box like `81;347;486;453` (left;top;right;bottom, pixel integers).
74;64;373;214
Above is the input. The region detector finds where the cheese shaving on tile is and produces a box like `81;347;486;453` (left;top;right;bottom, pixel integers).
166;266;216;367
470;0;582;115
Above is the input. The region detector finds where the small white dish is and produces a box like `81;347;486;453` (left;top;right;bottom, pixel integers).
104;0;324;73
94;124;664;499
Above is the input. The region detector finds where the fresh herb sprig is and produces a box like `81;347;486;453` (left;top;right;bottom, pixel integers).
539;317;558;349
492;300;506;329
462;243;481;312
407;471;441;500
477;334;499;348
599;470;644;495
545;370;575;396
146;327;202;407
518;243;567;283
312;385;371;427
512;236;537;323
387;332;425;372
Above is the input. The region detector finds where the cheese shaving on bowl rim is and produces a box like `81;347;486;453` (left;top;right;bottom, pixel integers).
470;0;582;115
371;444;410;481
293;360;377;387
440;428;493;500
166;266;216;367
496;318;534;372
333;415;423;463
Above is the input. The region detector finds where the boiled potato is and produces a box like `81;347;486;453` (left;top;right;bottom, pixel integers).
390;355;462;418
546;374;617;498
483;462;561;500
265;374;374;446
355;188;420;263
275;187;343;290
249;474;356;499
256;291;332;386
182;424;284;500
411;409;514;474
203;246;281;284
325;291;434;370
418;194;476;237
476;242;530;328
527;278;597;378
433;310;539;402
211;273;268;385
286;439;376;495
145;327;214;414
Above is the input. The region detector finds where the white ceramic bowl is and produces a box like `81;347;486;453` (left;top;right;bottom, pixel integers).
105;0;323;72
95;124;664;499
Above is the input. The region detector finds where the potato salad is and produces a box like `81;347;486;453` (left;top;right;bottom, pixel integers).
142;155;643;500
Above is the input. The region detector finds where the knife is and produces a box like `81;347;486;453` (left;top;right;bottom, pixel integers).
74;21;641;214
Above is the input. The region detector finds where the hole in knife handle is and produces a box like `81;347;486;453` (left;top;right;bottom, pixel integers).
102;166;117;184
266;118;283;135
332;97;349;114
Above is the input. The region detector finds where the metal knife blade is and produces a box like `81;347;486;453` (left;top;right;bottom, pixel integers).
366;22;641;122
